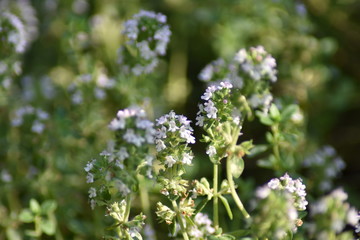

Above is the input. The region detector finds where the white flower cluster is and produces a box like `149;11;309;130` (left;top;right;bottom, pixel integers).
11;105;49;134
109;106;155;146
68;72;116;105
119;10;171;76
356;212;360;235
1;169;12;183
188;213;215;239
198;59;227;82
264;173;308;211
85;107;156;209
309;188;359;236
303;146;345;192
253;180;300;239
198;46;277;88
196;81;234;127
1;12;27;54
269;173;308;211
248;93;273;114
234;46;277;82
0;1;38;82
155;111;195;167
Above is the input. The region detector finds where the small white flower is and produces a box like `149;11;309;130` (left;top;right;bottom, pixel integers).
88;187;97;198
117;147;129;161
182;153;193;165
156;139;166;151
31;121;45;134
255;186;271;199
195;115;204;127
331;188;348;201
86;173;94;183
137;41;156;60
109;117;125;130
206;146;216;157
156;116;167;125
346;207;359;226
165;156;176;167
90;199;96;210
234;49;247;63
204;100;217;119
136;118;153;129
168;120;178;132
1;169;12;183
268;178;280;189
115;180;131;196
123;129;145;146
84;159;95;172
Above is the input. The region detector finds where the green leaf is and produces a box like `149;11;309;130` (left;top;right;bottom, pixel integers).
281;104;298;122
265;132;273;143
25;230;40;237
229;156;244;178
185;215;195;227
194;198;209;215
286;229;294;239
19;209;34;223
298;211;308;219
41;218;56;235
269;104;281;121
257;159;273;169
248;144;268;157
41;200;57;214
225;229;251;237
30;199;41;214
218;195;233;220
256;111;274;126
6;228;21;240
169;221;177;237
240;140;253;154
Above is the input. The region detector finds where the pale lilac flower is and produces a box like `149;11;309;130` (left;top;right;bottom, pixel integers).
86;173;94;183
31;120;45;134
84;159;96;172
117;147;129;161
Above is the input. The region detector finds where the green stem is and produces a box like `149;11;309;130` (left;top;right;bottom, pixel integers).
124;194;132;221
271;124;282;171
213;163;219;229
138;175;157;240
226;157;250;219
171;200;189;240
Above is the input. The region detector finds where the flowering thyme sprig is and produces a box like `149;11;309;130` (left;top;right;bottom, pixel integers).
106;200;146;240
154;111;196;240
155;111;195;197
196;82;242;164
308;188;359;239
85;106;155;208
267;173;308;211
251;173;308;239
198;46;277;116
303;145;346;192
196;80;253;227
0;1;38;86
119;10;171;76
11;105;49;134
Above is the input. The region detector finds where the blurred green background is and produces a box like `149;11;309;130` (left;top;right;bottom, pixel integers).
1;0;360;239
